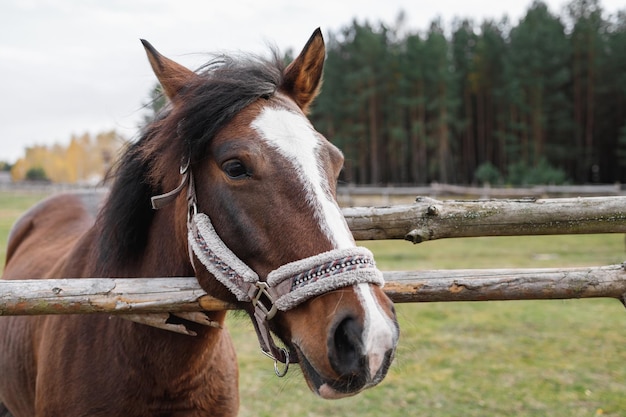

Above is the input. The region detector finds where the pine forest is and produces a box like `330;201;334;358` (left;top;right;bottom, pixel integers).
309;0;626;185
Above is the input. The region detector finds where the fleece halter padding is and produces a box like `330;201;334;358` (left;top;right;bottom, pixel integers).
266;246;384;311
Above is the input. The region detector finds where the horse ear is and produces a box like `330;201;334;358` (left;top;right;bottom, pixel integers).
281;28;325;113
141;39;198;102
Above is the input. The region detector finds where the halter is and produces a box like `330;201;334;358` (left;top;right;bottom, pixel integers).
151;162;384;373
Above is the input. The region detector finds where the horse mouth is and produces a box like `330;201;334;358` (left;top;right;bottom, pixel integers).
294;345;385;400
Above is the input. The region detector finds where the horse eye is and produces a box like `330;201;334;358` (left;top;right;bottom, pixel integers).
222;160;250;179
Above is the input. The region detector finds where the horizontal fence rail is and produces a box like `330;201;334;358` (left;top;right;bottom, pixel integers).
337;183;624;199
1;265;625;316
343;196;626;242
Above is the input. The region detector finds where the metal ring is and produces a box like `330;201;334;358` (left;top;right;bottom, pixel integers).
273;348;290;377
180;156;190;174
188;201;198;218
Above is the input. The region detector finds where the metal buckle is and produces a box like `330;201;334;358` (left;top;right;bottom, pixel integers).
251;282;278;320
187;201;198;224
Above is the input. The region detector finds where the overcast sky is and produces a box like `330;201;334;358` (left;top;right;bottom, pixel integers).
1;0;623;163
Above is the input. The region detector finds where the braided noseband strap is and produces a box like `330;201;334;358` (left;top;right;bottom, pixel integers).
152;165;384;368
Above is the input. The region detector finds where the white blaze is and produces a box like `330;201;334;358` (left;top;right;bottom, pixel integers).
252;106;398;384
251;107;353;249
355;283;398;379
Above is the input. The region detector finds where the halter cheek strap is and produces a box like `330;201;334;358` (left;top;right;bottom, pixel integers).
153;166;385;368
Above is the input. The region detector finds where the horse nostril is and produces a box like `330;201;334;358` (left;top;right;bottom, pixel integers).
328;316;365;377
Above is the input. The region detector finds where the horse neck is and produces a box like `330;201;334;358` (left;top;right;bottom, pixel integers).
61;201;230;369
115;311;230;378
88;198;193;278
114;202;230;331
113;206;232;384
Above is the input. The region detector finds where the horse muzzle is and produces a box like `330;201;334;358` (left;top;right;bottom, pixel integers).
295;291;398;399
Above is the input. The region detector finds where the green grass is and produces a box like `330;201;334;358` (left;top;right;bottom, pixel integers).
231;298;626;417
0;191;49;267
2;190;625;416
364;234;626;269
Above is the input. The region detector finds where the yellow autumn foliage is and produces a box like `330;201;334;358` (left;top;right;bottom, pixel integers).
10;131;126;184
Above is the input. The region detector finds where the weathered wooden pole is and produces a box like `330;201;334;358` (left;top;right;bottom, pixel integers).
0;278;235;316
383;265;626;303
2;265;625;316
342;196;626;242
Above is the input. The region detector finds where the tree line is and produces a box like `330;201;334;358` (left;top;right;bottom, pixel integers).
309;0;626;185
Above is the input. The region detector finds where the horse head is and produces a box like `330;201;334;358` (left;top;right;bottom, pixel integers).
142;29;399;399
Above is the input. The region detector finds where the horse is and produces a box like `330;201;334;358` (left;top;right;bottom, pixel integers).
0;29;399;416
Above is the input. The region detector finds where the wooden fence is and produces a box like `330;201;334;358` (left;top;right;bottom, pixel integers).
337;183;624;206
1;196;626;316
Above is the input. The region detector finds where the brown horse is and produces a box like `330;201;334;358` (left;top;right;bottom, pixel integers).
0;29;398;416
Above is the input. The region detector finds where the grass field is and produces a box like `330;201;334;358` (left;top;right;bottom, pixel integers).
1;190;625;416
0;191;49;267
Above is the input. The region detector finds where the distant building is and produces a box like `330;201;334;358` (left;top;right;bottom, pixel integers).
0;171;11;184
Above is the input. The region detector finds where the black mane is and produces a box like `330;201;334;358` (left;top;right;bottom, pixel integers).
96;52;285;272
